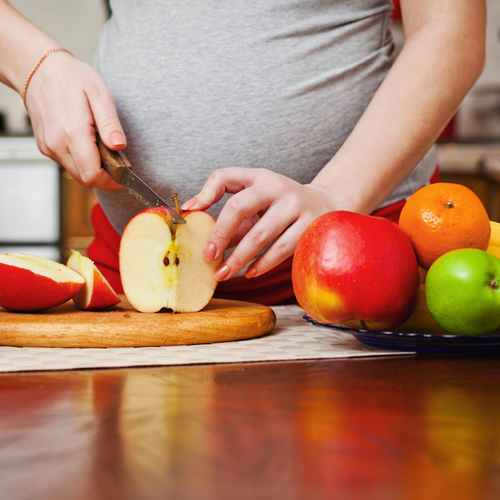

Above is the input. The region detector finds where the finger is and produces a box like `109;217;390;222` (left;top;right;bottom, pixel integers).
181;167;259;211
226;215;260;249
31;117;108;190
213;205;296;281
204;187;271;262
67;130;124;190
244;221;306;278
85;82;128;189
204;217;259;262
87;83;127;150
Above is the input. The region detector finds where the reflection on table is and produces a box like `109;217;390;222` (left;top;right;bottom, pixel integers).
1;355;500;499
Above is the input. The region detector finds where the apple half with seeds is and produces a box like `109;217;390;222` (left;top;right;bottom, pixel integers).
0;253;85;312
66;249;120;310
119;207;223;313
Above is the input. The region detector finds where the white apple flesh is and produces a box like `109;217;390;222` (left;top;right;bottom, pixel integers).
0;253;85;312
66;250;120;310
119;207;223;313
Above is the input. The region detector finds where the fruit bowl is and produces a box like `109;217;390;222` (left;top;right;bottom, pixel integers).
304;315;500;354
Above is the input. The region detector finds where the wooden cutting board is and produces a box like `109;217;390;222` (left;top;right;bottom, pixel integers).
0;297;276;348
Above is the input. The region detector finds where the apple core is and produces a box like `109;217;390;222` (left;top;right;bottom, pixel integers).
120;207;223;313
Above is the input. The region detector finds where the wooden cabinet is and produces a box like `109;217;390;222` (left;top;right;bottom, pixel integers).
60;170;96;261
439;172;500;221
437;143;500;222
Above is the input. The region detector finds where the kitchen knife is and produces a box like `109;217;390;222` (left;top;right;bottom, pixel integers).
96;132;186;225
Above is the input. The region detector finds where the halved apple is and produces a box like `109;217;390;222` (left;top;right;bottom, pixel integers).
66;250;120;310
119;207;223;313
0;253;85;312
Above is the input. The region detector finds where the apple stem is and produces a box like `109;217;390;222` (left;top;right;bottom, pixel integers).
173;193;180;213
171;193;181;238
489;278;499;290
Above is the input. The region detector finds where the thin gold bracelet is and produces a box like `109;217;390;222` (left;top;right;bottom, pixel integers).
22;48;73;109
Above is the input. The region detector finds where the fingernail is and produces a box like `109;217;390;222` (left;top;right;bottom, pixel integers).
181;199;197;211
204;242;217;262
214;264;230;281
245;267;257;278
109;131;126;147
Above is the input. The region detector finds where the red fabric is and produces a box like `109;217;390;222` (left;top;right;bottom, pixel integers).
391;0;401;21
87;167;439;305
87;203;123;294
429;165;440;185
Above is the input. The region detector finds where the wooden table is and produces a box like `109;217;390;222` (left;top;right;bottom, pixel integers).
1;354;499;500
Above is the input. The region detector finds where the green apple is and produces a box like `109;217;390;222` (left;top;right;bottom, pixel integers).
425;248;500;335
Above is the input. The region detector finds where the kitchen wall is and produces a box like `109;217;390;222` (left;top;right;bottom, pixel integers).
457;0;500;139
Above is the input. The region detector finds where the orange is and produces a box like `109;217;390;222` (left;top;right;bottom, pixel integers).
399;182;491;270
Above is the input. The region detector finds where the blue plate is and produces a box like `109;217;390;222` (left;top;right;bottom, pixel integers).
304;315;500;354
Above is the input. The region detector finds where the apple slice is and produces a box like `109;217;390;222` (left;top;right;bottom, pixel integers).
0;252;85;312
66;249;120;310
119;207;223;313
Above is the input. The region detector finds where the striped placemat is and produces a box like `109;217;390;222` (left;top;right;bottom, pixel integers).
0;305;408;372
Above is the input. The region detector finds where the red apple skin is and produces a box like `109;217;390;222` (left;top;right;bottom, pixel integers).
292;211;420;331
80;267;120;310
0;264;84;312
67;249;120;310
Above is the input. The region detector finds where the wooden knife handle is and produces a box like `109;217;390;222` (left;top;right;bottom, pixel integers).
95;132;126;184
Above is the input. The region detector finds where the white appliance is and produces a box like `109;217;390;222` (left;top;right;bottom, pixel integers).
0;137;60;261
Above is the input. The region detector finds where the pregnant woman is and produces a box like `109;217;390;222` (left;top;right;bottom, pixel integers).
0;0;486;304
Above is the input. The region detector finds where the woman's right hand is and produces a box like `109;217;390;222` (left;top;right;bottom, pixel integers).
25;50;126;191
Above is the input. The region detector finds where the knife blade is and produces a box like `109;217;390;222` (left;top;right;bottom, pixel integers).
96;132;186;225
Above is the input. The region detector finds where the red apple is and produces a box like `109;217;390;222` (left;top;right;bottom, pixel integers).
292;211;420;330
0;253;85;312
66;249;120;310
119;207;224;313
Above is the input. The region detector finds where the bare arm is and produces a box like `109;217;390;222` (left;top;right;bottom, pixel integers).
0;0;126;190
311;0;486;214
183;0;486;281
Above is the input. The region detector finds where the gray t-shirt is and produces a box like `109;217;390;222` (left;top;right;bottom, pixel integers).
94;0;436;235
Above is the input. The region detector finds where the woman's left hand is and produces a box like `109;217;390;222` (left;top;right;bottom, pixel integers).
181;167;337;281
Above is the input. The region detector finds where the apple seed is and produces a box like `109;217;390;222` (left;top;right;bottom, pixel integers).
163;254;180;266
